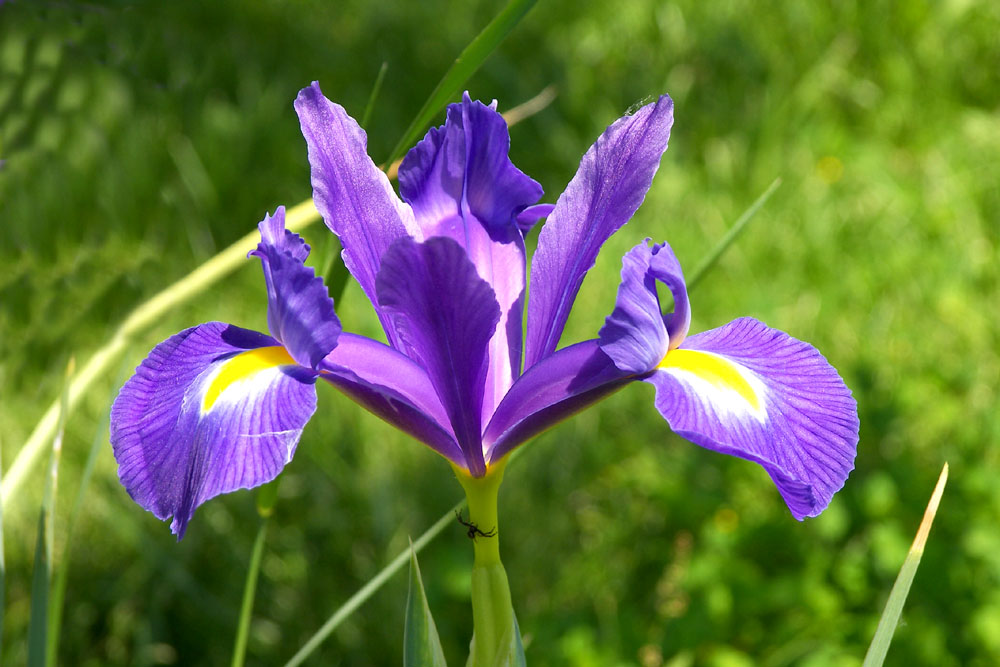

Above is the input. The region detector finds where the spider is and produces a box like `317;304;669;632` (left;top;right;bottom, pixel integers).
455;510;497;540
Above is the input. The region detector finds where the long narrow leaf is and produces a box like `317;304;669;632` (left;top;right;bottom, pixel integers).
0;437;6;656
404;542;447;667
361;61;390;130
47;353;131;667
231;518;270;667
863;463;949;667
384;0;538;165
686;177;782;291
28;359;73;667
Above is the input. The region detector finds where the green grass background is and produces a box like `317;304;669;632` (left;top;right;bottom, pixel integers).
2;0;998;664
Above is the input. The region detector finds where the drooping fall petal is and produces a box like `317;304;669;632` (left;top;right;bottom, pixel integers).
598;240;858;518
111;323;317;538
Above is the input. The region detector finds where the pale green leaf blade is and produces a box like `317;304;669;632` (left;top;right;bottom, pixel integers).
48;352;130;667
28;359;73;667
489;615;526;667
384;0;538;165
863;462;949;667
405;542;447;667
0;437;6;656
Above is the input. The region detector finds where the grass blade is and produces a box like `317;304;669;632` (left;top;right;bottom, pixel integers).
361;61;390;130
46;353;131;667
231;518;270;667
686;177;782;291
863;463;949;667
283;499;464;667
0;437;6;657
28;359;73;667
404;542;447;667
384;0;538;166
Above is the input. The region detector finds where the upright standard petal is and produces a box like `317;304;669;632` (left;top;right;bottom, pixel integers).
525;95;674;368
598;241;858;518
111;322;317;538
398;93;544;421
295;81;417;346
376;236;501;476
250;206;341;369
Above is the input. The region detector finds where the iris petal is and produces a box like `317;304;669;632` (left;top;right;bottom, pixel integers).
376;236;501;476
651;317;859;519
320;333;463;464
525;95;674;368
294;81;417;348
484;340;632;463
598;239;690;374
398;93;544;421
110;322;317;539
250;206;341;369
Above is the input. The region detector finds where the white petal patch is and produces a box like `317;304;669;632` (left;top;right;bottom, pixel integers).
658;349;768;423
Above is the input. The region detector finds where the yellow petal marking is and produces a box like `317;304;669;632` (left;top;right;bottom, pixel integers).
658;349;761;411
202;346;295;413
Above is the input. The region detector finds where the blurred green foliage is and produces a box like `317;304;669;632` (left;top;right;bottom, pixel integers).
2;0;999;665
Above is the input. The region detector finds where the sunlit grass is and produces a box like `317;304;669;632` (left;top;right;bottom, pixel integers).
2;0;998;664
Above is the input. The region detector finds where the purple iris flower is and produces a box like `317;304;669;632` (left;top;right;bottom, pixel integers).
111;82;858;538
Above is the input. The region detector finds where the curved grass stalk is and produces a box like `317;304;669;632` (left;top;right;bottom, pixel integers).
2;198;320;511
3;88;556;514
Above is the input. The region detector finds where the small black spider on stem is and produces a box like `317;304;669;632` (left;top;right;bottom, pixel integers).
455;510;497;540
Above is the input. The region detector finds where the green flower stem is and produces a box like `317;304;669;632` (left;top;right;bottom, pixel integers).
453;457;514;666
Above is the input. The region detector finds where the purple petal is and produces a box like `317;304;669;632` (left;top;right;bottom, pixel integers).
294;81;417;346
376;236;501;476
320;333;462;464
110;322;317;539
398;92;543;236
515;203;555;234
250;206;341;369
598;240;690;374
650;317;859;519
398;93;544;420
525;95;675;368
484;340;633;463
